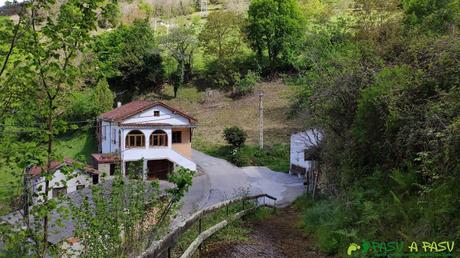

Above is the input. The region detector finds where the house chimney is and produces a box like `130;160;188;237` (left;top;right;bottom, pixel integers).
117;101;122;108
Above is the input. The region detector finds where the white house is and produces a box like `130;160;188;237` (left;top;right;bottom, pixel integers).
93;100;198;180
27;158;99;204
290;129;322;177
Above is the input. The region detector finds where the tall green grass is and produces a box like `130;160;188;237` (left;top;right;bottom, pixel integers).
200;144;290;172
296;169;460;257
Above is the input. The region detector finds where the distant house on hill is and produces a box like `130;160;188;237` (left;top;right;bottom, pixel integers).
26;158;100;204
93;100;198;180
289;129;322;177
0;2;24;16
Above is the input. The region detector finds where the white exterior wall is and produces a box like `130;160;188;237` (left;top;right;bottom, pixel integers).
120;128;196;171
122;106;190;125
32;169;93;204
290;130;321;170
101;121;121;154
121;128;172;158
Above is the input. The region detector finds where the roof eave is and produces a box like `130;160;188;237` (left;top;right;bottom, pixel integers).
98;101;198;123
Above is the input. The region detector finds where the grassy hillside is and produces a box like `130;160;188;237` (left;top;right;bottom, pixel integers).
143;80;302;172
54;131;98;163
146;80;303;149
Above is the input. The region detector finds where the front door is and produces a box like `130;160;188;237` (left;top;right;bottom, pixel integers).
147;159;174;180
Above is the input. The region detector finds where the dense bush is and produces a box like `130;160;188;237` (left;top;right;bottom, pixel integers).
93;20;165;102
290;0;460;255
233;70;259;97
223;126;247;148
402;0;460;32
126;159;144;180
204;144;290;172
247;0;305;71
65;79;114;122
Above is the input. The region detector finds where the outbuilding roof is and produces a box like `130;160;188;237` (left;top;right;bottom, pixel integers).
91;153;120;164
27;158;100;177
98;100;197;123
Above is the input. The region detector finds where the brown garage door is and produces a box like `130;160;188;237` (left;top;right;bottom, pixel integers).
147;159;173;180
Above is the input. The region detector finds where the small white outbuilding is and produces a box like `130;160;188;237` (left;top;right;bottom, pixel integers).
27;158;100;204
289;129;322;177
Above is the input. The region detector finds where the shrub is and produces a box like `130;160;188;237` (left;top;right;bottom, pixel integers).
126;159;144;180
204;61;240;89
65;79;114;122
223;126;247;148
202;143;290;172
229;147;245;167
234;70;259;97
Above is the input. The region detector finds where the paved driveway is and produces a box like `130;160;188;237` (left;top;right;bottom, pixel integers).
176;150;305;219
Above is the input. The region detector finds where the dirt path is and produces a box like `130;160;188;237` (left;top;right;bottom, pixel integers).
202;206;328;258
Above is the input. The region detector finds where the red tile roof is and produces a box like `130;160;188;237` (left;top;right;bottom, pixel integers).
27;158;99;177
91;153;120;164
99;100;153;122
98;100;197;123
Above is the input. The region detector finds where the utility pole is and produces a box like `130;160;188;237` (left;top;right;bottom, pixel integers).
200;0;208;17
259;92;264;149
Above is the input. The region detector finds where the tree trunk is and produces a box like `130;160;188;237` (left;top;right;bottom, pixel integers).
312;162;319;199
174;60;185;98
42;98;54;257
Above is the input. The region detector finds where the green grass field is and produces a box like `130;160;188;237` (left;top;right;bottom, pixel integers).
54;130;98;163
0;164;21;215
0;130;97;215
146;81;301;172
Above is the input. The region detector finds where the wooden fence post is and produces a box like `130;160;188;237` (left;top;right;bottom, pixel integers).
198;218;202;255
140;194;279;258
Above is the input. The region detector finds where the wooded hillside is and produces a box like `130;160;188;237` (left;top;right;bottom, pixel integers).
0;0;459;256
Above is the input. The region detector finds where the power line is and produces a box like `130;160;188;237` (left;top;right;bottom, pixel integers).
0;114;192;129
0;115;194;134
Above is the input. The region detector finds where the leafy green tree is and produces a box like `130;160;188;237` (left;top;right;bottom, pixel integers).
402;0;460;32
70;166;194;256
99;0;121;28
289;1;460;253
247;0;305;70
160;24;198;98
0;0;118;256
199;11;247;89
199;11;245;61
234;70;259;97
93;20;165;101
65;79;114;122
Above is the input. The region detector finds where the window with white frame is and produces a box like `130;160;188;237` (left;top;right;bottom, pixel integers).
150;130;168;147
125;130;145;148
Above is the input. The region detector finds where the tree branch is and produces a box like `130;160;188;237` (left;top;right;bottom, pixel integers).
0;11;24;78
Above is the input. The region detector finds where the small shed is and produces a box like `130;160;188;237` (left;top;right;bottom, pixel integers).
289;130;322;177
26;159;100;204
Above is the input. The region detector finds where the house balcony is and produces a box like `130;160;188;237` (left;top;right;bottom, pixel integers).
120;127;196;177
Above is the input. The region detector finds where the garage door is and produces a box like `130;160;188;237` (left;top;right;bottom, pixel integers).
147;159;173;180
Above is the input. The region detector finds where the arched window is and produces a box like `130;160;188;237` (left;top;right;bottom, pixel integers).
126;130;145;148
150;130;168;147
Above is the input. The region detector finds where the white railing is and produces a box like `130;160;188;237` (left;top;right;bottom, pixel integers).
123;148;196;171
